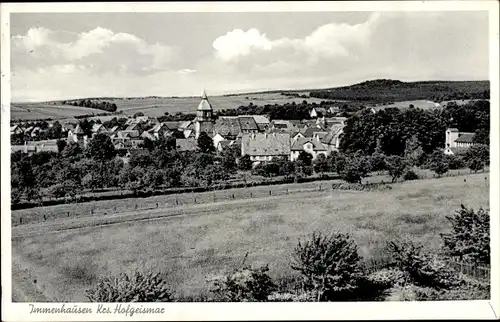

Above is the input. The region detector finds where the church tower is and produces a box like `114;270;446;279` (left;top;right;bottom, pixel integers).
194;89;214;139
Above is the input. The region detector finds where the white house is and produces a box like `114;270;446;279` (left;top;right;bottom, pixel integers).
290;137;328;161
444;128;476;155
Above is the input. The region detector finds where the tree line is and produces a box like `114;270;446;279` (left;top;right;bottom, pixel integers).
63;99;118;112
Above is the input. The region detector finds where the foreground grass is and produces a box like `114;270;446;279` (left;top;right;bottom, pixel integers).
11;173;489;301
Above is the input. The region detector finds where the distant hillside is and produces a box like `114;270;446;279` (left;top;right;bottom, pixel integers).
308;79;490;103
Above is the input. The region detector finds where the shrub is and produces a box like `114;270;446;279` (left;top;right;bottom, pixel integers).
441;205;490;265
208;265;277;302
385;155;406;183
367;268;408;289
428;150;449;177
403;169;419;181
386;238;460;289
85;271;174;302
340;156;370;183
291;231;362;301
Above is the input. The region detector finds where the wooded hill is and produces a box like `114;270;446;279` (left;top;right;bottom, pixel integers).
308;79;490;103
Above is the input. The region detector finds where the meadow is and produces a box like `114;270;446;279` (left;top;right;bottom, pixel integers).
108;92;327;117
10;103;106;121
11;173;489;302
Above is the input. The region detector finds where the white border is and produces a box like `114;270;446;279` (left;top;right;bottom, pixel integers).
1;2;499;321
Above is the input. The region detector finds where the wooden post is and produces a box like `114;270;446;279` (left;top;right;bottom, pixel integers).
232;193;235;199
250;192;253;198
176;199;179;205
135;204;138;210
269;190;272;195
286;188;289;194
156;202;158;208
43;215;46;221
20;217;22;224
194;197;197;203
68;212;70;217
319;184;322;191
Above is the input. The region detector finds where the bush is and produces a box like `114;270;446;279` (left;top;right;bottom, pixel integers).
403;169;419;181
208;264;276;302
366;268;408;289
85;271;174;302
387;238;460;289
441;205;490;265
291;231;362;301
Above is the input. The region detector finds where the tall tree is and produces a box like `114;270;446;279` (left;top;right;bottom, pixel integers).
86;133;116;162
197;132;215;154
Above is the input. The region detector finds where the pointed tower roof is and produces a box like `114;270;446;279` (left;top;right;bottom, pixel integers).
197;89;213;111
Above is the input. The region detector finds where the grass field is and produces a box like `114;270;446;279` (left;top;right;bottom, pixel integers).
108;92;327;117
10;103;107;121
11;173;489;302
372;100;441;110
11;93;327;121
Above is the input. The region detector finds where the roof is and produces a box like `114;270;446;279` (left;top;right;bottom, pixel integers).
241;133;291;156
73;124;84;134
110;125;119;132
455;133;475;143
449;147;471;155
176;138;197;152
127;149;150;158
140;131;156;140
238;116;259;132
303;126;327;138
125;123;140;131
197;90;213;111
215;117;241;137
312;107;327;115
251;115;270;124
92;124;106;132
447;128;459;132
179;120;192;130
291;137;327;151
164;121;180;130
219;140;231;149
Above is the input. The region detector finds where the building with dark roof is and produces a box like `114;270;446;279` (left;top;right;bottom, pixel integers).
241;132;291;163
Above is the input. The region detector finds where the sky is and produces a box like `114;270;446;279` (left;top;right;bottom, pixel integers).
10;11;489;102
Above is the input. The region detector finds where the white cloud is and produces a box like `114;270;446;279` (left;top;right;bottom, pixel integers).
12;27;177;74
212;13;381;66
178;68;197;74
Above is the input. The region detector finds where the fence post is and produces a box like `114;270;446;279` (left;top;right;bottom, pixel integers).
43;214;46;221
286;188;289;194
269;190;272;195
20;217;22;224
232;193;235;199
90;209;93;214
68;212;70;217
319;184;322;191
250;192;253;198
194;197;197;203
176;199;178;206
213;194;216;202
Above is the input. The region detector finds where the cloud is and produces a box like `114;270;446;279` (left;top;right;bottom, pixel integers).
212;12;381;66
178;68;197;74
12;27;177;74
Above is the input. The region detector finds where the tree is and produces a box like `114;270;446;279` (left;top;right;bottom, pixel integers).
86;133;116;162
370;146;387;173
464;144;489;172
220;144;240;173
428;150;449;177
297;151;313;167
441;205;490;265
56;139;67;154
404;135;424;168
326;151;346;174
209;264;276;302
238;154;253;171
61;142;83;159
313;154;328;174
385;155;406;183
340;154;370;183
291;231;362;301
86;271;174;302
197;132;215;154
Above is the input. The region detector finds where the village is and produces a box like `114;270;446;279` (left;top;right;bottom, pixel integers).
10;90;476;164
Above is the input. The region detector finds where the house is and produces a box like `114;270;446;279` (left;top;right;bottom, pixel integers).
148;122;174;139
212;133;226;150
122;123;141;138
91;123;108;136
12;140;59;155
67;124;88;147
290;137;327;161
175;138;198;152
241;132;291;163
310;107;327;119
250;115;270;131
109;125;120;133
444;128;476;155
291;131;305;143
303;126;328;139
10;124;24;135
214;115;260;140
216;139;231;152
269;120;295;133
321;125;344;153
30;126;42;137
327;105;340;114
